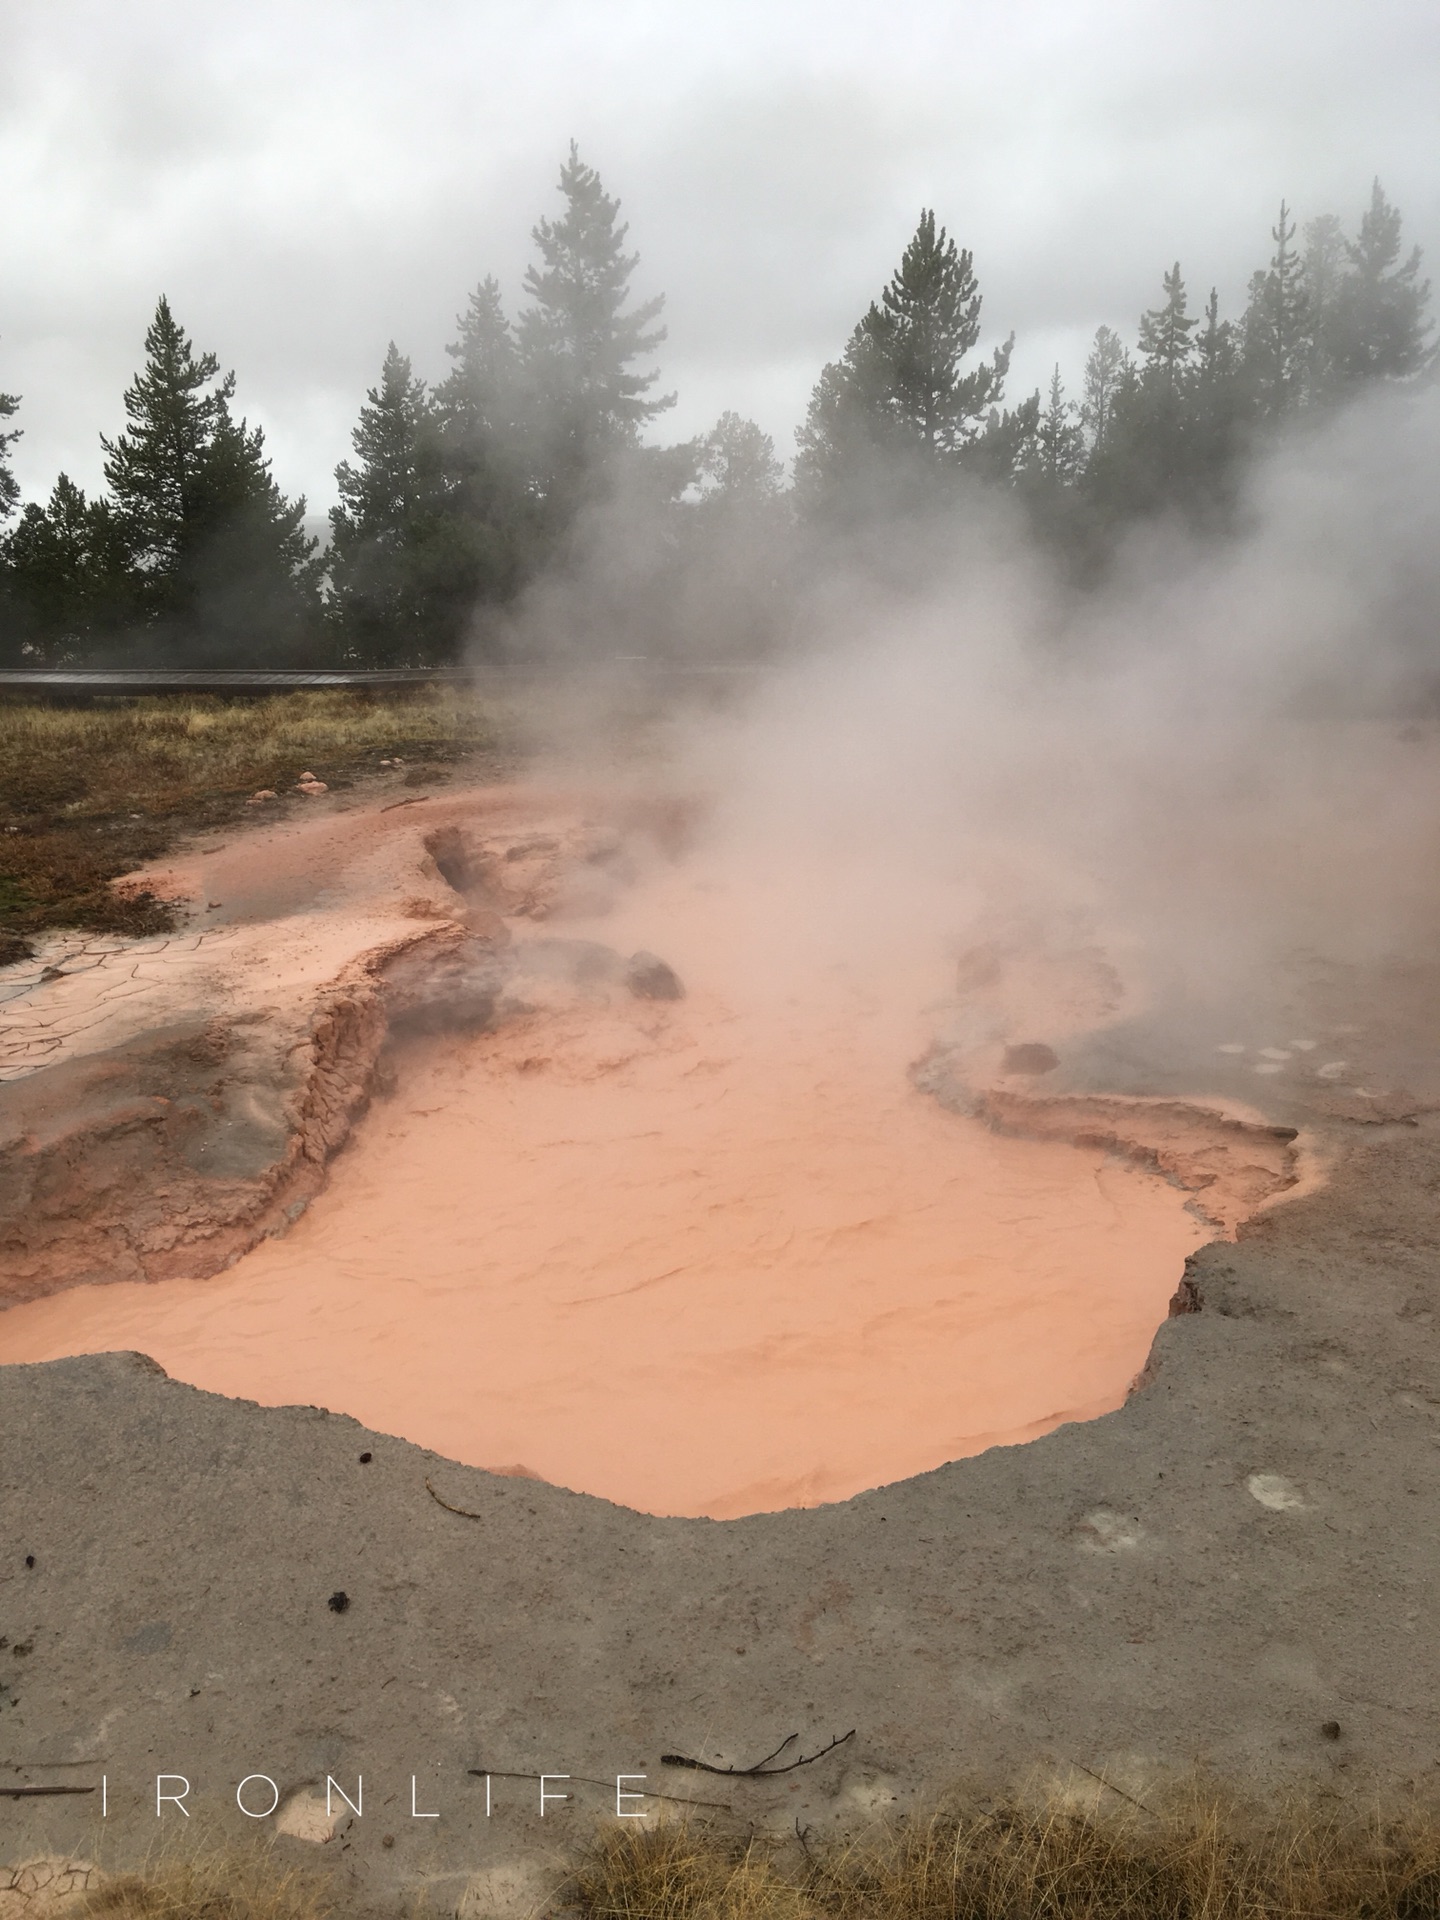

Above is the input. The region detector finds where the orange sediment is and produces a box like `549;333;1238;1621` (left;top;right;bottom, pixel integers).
0;820;1211;1518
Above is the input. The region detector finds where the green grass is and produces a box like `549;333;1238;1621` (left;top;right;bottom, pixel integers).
0;688;513;959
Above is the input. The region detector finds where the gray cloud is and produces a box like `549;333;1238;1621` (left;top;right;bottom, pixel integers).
0;0;1435;512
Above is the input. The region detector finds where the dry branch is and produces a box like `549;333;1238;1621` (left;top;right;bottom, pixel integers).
660;1730;855;1777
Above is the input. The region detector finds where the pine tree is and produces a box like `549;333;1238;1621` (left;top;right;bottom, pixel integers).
1079;325;1129;457
101;297;229;610
440;277;521;445
1031;366;1085;483
517;144;674;526
1087;264;1199;520
432;276;537;613
872;210;1010;455
1329;180;1434;386
0;379;20;662
100;297;320;659
1242;202;1311;419
3;476;132;656
795;210;1012;516
696;412;786;506
1303;213;1349;395
1189;288;1248;514
1194;290;1242;413
0;377;19;523
1137;262;1197;392
329;343;466;665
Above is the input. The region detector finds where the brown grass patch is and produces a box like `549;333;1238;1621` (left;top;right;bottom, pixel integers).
0;689;512;953
74;1843;332;1920
43;1787;1440;1920
571;1787;1440;1920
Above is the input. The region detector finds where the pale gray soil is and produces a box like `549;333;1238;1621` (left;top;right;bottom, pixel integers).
3;1110;1440;1910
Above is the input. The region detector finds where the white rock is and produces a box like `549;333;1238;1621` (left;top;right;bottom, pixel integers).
1076;1508;1143;1551
274;1789;337;1842
1247;1472;1307;1511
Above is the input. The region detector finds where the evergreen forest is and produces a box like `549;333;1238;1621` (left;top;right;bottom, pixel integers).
0;149;1432;668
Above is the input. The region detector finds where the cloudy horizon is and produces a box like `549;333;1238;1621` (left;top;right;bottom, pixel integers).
1;0;1436;525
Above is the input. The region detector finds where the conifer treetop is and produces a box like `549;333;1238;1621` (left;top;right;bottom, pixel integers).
1137;262;1197;388
517;142;673;436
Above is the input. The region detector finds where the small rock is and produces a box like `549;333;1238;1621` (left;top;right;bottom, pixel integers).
247;789;278;804
1075;1508;1143;1552
296;779;329;796
328;1589;350;1613
1246;1471;1307;1511
275;1789;337;1843
626;950;684;1000
1002;1042;1059;1075
1321;1719;1342;1741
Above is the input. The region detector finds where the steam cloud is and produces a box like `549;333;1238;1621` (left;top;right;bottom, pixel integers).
497;385;1440;1058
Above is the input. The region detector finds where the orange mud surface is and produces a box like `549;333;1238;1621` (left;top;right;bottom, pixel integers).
0;790;1213;1519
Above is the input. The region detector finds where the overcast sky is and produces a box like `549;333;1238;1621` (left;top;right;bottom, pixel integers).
1;0;1436;522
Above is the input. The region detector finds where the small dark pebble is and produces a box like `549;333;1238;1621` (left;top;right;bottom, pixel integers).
328;1591;351;1614
358;1451;372;1464
24;1555;34;1569
382;1835;395;1849
1321;1720;1342;1741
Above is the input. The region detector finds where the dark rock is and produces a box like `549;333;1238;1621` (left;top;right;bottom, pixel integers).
1002;1042;1059;1075
626;951;685;1001
383;936;510;1037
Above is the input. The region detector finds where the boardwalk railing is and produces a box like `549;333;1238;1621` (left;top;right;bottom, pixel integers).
0;662;768;696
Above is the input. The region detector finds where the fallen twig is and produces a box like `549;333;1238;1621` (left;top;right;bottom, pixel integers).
1066;1759;1153;1815
0;1785;97;1798
425;1476;485;1518
380;796;431;812
661;1730;855;1777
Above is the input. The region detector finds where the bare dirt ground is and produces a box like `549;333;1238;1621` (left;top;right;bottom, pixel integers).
3;759;1440;1913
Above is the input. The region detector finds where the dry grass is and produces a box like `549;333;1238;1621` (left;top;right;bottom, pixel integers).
571;1787;1440;1920
0;689;512;958
75;1843;332;1920
49;1788;1440;1920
